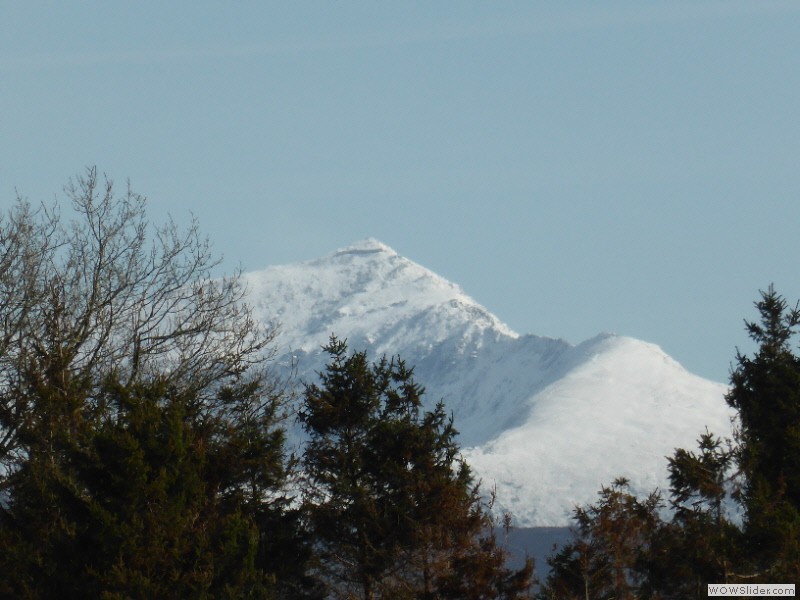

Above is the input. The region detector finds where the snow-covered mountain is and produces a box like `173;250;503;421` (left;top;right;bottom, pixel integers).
244;238;735;526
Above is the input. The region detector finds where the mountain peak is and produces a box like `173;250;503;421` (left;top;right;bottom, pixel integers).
245;239;517;357
243;242;733;526
332;237;396;257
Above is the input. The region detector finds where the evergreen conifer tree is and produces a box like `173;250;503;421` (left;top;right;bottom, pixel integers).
1;376;286;599
725;286;800;580
538;478;662;600
299;336;534;600
641;431;743;598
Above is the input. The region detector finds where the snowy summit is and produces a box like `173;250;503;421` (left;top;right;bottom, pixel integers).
244;239;735;526
245;238;516;355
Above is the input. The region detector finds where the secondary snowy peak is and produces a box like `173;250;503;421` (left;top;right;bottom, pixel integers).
244;238;518;357
464;335;733;525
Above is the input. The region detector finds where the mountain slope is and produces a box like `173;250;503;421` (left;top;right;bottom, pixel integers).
464;334;732;525
244;239;735;526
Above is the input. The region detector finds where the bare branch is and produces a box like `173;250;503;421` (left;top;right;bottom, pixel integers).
0;168;277;473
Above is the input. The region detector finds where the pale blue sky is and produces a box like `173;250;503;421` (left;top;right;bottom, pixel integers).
2;2;800;382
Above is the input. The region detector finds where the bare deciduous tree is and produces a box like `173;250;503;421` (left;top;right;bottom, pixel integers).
0;167;276;475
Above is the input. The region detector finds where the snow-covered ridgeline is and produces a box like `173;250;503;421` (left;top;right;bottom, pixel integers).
243;239;735;526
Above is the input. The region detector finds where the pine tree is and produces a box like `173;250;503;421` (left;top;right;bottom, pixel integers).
0;376;284;599
538;478;662;600
640;431;744;598
299;336;534;600
725;286;800;580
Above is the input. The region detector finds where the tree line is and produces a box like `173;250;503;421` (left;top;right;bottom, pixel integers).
539;286;800;599
1;171;798;598
0;170;533;599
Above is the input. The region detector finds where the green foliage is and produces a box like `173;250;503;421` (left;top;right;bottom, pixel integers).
726;286;800;580
0;377;279;599
299;336;534;600
643;431;744;598
0;172;304;599
668;430;734;520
